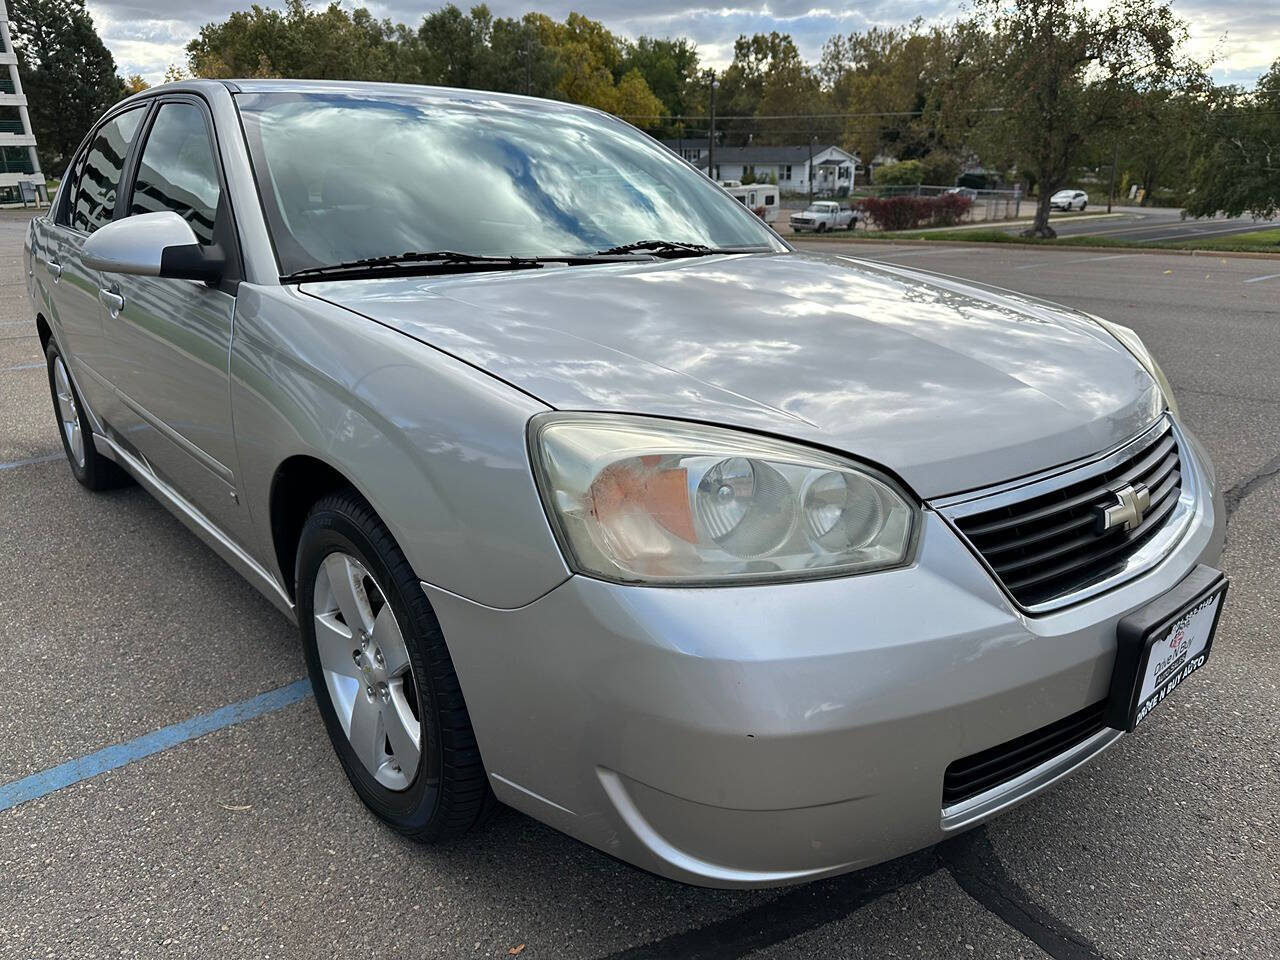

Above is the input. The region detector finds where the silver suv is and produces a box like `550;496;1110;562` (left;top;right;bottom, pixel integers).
26;80;1226;888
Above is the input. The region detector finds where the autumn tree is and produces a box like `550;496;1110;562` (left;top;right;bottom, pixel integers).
970;0;1198;237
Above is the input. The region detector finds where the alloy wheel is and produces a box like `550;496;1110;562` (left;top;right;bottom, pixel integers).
52;356;85;468
312;551;422;791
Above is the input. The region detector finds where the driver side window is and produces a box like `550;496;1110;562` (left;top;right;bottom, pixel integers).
129;102;222;246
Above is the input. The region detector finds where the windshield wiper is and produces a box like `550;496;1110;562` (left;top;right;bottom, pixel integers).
595;239;772;259
283;249;637;283
595;239;715;258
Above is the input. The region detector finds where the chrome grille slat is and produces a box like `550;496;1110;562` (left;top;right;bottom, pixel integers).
989;469;1181;577
962;434;1176;539
951;422;1184;607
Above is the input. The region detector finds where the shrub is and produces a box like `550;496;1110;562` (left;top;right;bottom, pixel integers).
872;159;923;186
918;152;962;188
857;194;974;231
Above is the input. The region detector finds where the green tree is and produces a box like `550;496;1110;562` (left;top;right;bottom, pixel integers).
9;0;126;175
820;22;980;164
873;159;923;185
618;37;700;126
187;1;403;81
1184;62;1280;221
969;0;1199;237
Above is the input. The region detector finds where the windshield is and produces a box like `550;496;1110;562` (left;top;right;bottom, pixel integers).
235;91;782;275
804;204;830;213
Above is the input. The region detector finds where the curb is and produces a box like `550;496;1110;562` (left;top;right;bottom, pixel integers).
793;237;1280;261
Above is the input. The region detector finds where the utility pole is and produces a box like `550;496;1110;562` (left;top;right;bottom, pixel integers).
707;73;718;182
1107;138;1118;213
807;133;815;203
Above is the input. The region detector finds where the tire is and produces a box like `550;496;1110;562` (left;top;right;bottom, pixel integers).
44;340;130;491
817;222;827;233
296;488;497;841
1080;201;1087;211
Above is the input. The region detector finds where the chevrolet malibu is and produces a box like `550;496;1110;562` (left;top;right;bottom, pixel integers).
26;80;1226;888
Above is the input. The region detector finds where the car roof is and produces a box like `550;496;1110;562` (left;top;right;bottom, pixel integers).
114;78;604;118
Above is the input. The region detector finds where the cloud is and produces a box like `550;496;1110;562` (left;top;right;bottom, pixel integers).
84;0;1277;87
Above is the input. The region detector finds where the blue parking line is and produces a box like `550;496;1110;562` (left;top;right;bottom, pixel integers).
0;679;312;814
0;453;62;470
1;361;43;372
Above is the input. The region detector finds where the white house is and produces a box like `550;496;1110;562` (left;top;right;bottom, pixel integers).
660;140;861;194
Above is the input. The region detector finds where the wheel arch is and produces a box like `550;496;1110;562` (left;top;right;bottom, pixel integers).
35;312;53;353
269;454;365;601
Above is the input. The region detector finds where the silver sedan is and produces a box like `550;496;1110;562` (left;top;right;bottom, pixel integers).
26;80;1226;888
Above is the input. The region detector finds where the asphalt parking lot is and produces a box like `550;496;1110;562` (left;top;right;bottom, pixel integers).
3;213;1278;959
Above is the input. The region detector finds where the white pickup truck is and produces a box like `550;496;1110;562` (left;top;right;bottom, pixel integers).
789;200;859;233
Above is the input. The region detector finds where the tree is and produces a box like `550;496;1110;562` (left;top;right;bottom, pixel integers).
9;0;126;175
1184;61;1280;222
124;74;149;95
618;37;700;126
873;159;923;185
969;0;1199;237
821;22;981;163
187;1;403;81
714;33;825;146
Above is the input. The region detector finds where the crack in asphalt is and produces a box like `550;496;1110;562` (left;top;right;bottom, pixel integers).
596;850;940;959
1223;450;1280;519
939;827;1108;960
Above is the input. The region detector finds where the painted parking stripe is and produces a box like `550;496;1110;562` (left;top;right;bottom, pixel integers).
1;361;43;372
0;679;311;814
1243;272;1280;285
0;453;62;470
1015;253;1135;271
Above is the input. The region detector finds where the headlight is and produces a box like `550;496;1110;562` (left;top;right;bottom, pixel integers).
529;414;917;585
1093;317;1179;418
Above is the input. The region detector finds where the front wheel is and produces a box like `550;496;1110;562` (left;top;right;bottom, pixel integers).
1080;201;1087;211
297;489;497;840
817;222;827;233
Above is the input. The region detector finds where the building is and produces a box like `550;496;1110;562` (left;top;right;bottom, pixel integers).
661;140;861;194
0;1;43;204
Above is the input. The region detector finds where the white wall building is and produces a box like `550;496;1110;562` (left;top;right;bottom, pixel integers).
0;1;44;203
661;141;861;194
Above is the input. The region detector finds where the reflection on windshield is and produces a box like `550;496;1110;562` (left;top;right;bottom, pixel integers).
236;91;781;274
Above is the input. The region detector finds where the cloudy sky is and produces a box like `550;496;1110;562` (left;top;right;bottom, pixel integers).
85;0;1277;89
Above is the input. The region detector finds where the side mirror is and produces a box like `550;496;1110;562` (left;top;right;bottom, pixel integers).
82;211;225;283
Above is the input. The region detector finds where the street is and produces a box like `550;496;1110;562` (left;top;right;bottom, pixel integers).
983;204;1278;244
2;216;1278;958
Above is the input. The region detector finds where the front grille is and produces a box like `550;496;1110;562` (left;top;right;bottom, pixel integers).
942;700;1107;807
953;422;1182;607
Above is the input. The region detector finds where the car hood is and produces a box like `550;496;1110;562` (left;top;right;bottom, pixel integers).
302;251;1161;499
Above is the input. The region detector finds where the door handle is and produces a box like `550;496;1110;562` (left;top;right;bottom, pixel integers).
48;260;61;280
98;288;125;317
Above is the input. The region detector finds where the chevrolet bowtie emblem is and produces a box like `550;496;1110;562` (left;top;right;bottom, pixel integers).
1098;482;1151;533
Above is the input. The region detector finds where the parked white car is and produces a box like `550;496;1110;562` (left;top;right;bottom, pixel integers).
1050;189;1089;211
789;200;858;233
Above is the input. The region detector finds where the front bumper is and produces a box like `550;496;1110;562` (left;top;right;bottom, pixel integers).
424;425;1224;887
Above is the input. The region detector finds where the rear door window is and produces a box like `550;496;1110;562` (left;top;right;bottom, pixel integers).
70;107;146;234
129;102;222;245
